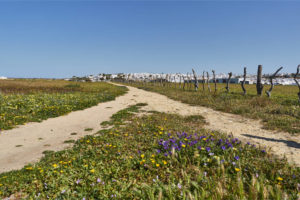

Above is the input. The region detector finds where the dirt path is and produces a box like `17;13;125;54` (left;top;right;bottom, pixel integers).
0;84;299;173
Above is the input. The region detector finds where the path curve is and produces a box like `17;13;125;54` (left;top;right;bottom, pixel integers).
0;84;299;173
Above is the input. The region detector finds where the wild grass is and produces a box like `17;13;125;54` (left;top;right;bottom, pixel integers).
0;79;127;130
125;82;300;134
0;104;298;199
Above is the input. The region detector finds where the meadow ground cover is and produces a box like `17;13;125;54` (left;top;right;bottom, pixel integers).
0;104;299;199
124;82;300;134
0;79;127;130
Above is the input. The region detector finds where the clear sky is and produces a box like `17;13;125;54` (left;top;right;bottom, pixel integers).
0;1;300;78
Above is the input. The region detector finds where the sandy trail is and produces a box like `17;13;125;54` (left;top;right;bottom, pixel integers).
0;84;299;173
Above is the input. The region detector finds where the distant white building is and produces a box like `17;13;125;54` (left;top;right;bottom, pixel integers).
0;76;7;80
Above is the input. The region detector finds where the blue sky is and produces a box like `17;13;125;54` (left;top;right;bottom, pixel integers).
0;1;300;78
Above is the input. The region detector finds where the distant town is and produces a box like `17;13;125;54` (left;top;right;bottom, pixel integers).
0;72;298;85
67;72;298;86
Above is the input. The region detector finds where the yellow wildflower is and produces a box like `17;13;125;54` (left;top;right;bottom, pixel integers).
163;160;167;165
203;138;207;141
141;154;145;158
151;154;155;158
26;167;33;170
40;169;44;173
60;170;63;173
52;164;57;168
84;164;88;168
277;177;283;181
182;144;186;148
156;164;160;167
90;169;95;173
235;168;240;172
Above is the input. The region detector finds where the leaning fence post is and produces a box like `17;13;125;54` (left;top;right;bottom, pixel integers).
192;69;199;91
256;65;264;96
266;66;283;98
206;72;211;92
241;67;247;95
294;65;300;104
225;72;232;93
212;70;217;93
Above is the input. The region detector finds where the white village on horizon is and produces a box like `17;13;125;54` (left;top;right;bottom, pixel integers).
69;71;298;86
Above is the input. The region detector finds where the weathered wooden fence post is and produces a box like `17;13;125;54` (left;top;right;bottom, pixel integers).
225;72;232;93
183;74;187;90
294;65;300;103
256;65;264;96
188;73;192;90
179;74;182;89
192;69;199;91
266;66;283;98
202;71;205;91
206;72;211;92
212;70;217;93
241;67;247;95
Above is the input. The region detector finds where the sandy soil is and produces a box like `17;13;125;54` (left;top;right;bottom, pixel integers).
0;84;299;173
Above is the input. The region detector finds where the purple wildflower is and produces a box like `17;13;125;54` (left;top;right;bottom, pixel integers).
221;146;226;150
177;183;182;189
206;147;211;152
97;178;101;183
234;156;240;160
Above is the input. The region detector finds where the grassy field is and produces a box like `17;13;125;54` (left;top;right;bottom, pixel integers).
0;79;127;130
0;104;299;199
124;82;300;134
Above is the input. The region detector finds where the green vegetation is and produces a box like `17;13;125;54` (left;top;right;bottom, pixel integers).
0;104;298;199
125;82;300;134
0;79;127;130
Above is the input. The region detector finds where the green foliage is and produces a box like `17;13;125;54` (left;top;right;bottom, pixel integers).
0;80;127;130
0;105;298;199
127;82;300;134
